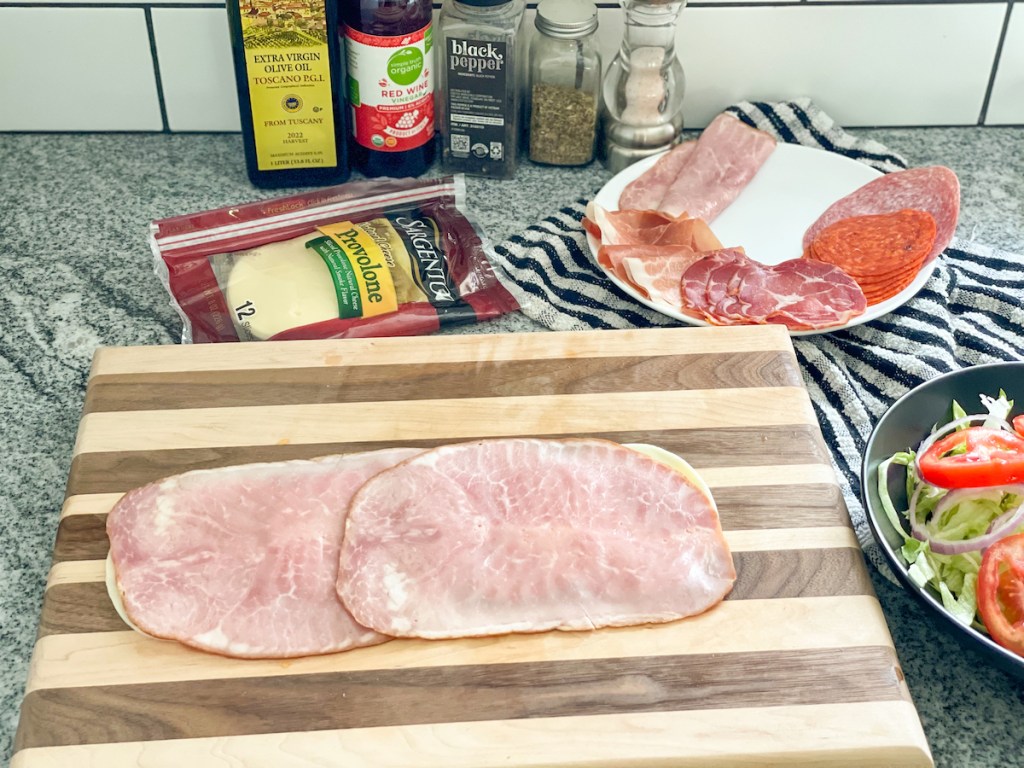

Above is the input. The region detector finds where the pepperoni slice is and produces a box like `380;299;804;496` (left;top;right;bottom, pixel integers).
804;209;935;305
802;166;958;264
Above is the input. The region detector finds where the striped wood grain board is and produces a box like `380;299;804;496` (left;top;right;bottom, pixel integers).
13;325;933;767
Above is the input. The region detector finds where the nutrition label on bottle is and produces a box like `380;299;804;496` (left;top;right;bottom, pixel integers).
444;38;509;167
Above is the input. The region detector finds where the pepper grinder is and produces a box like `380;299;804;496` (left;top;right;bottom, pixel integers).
600;0;686;173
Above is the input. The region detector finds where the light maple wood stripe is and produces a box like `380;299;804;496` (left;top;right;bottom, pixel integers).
699;463;837;488
45;561;107;589
60;493;122;521
89;326;794;376
9;701;933;768
26;595;890;692
44;526;860;592
73;388;815;455
57;464;837;520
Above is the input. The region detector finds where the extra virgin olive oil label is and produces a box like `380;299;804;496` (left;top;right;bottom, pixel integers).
344;24;435;152
444;38;509;168
238;0;337;170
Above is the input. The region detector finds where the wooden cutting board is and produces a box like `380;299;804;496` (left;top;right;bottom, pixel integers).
13;325;932;768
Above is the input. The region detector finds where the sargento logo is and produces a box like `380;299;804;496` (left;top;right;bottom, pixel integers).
394;215;457;303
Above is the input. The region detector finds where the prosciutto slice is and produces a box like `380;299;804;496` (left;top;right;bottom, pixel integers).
620;249;705;309
337;438;735;639
107;448;419;658
657;113;777;220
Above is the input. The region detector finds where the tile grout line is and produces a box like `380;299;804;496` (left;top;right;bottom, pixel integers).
144;6;170;132
977;0;1014;125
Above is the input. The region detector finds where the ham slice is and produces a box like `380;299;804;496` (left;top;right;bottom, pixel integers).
107;448;420;659
657;113;777;220
337;438;735;639
618;141;696;210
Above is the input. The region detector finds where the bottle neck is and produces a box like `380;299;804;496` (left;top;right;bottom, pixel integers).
618;0;685;60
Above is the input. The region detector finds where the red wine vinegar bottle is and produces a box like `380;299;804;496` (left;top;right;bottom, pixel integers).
341;0;436;177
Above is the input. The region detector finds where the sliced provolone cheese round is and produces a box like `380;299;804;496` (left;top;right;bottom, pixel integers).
105;553;153;637
224;239;339;341
625;442;717;511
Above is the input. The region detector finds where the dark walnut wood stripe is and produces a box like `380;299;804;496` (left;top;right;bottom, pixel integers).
51;483;850;566
81;351;802;414
38;548;873;637
14;645;904;749
66;425;829;497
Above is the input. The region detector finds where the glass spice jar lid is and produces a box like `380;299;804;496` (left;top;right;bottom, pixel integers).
535;0;598;38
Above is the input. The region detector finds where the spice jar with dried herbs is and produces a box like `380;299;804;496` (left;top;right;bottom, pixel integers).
527;0;601;166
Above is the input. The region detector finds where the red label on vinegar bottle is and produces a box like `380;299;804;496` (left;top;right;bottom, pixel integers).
344;23;435;152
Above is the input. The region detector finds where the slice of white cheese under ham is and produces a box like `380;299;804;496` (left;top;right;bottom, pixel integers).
337;438;735;639
106;448;420;659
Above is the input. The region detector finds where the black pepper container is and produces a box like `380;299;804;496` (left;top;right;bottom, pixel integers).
527;0;601;167
436;0;527;179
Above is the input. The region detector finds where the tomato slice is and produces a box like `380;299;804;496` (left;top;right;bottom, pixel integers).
918;427;1024;489
977;533;1024;657
1014;414;1024;439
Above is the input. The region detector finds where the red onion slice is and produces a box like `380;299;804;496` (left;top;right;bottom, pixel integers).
918;485;1024;555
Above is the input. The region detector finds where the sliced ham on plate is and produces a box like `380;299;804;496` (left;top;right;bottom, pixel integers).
106;448;420;659
618;113;776;221
618;140;696;211
337;438;736;639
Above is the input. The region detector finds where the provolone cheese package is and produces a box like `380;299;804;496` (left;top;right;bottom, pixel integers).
150;176;519;343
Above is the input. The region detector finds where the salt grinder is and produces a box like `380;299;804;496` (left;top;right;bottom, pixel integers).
600;0;687;173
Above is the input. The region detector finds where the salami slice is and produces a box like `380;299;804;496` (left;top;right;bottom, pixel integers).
802;166;959;263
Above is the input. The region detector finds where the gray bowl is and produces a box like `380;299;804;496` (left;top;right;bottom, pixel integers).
861;361;1024;679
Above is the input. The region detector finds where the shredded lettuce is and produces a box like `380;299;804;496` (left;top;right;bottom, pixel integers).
877;390;1022;632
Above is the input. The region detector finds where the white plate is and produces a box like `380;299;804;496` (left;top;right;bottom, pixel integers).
587;143;939;336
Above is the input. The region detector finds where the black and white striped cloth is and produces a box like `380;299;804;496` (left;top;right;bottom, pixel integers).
494;99;1024;575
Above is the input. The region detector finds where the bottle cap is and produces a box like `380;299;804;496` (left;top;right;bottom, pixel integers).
535;0;598;38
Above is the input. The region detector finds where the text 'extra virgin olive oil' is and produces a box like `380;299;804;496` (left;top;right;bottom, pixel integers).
341;0;436;177
227;0;350;188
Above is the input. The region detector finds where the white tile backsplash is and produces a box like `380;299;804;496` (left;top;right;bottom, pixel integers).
0;2;1019;132
152;8;241;132
0;7;163;131
986;4;1024;125
664;4;1003;128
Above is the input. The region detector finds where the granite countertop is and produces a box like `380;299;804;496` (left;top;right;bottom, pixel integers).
2;126;1024;766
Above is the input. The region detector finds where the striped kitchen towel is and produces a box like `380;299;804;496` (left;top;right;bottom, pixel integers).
493;98;1024;576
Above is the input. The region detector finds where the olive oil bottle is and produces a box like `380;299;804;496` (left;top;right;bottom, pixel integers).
227;0;350;188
